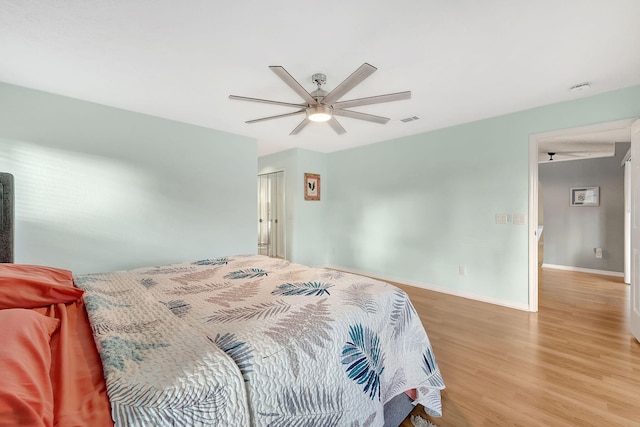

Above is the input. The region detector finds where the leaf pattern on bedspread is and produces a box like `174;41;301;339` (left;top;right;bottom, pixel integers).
271;281;333;296
99;336;169;372
142;266;196;275
205;280;261;307
350;411;378;427
319;269;345;280
342;283;377;314
192;257;229;266
229;259;254;269
75;254;445;423
161;300;191;318
139;278;157;288
91;319;160;336
389;289;417;338
214;333;254;381
421;348;445;388
163;281;233;296
264;299;333;377
204;300;291;324
170;268;220;285
341;324;385;401
224;268;268;279
381;368;407;403
268;260;292;270
74;275;108;285
258;386;345;427
85;294;132;311
275;269;307;282
107;382;229;424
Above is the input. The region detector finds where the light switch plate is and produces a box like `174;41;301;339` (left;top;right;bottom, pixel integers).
513;214;527;225
495;214;508;224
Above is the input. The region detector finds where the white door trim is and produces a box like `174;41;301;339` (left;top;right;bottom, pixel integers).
629;119;640;341
528;118;637;312
528;135;539;312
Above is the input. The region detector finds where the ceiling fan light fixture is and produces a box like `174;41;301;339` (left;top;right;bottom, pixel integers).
307;105;332;122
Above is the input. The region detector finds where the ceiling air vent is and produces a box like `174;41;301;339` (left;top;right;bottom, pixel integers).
569;82;590;92
401;116;420;123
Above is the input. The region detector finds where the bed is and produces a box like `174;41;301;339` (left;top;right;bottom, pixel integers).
1;255;444;426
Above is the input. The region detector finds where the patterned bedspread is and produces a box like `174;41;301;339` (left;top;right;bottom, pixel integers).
75;255;444;426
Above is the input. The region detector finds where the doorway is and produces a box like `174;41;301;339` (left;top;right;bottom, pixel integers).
258;171;285;258
528;118;636;312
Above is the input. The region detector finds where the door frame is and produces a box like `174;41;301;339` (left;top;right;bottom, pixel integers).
630;119;640;341
528;118;638;312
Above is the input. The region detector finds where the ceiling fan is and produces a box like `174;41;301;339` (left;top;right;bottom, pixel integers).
229;63;411;135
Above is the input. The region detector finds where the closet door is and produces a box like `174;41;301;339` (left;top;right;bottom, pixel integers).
273;171;285;258
257;174;269;256
257;172;285;258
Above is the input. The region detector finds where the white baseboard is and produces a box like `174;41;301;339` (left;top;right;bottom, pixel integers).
542;263;624;277
322;264;531;312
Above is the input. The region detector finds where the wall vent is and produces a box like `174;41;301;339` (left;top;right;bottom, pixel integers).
400;116;420;123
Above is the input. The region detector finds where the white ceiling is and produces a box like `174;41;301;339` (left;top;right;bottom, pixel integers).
1;1;639;157
537;126;631;163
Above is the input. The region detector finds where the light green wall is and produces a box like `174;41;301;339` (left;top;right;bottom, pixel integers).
325;85;640;306
539;142;629;272
258;148;327;266
296;149;328;266
0;82;257;274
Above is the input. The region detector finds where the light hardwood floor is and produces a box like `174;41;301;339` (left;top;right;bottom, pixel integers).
395;268;640;427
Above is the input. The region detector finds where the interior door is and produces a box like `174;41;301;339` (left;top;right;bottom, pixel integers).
257;174;270;256
257;171;285;258
630;119;640;341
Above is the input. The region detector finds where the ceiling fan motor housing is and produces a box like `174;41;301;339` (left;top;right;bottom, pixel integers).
312;73;326;87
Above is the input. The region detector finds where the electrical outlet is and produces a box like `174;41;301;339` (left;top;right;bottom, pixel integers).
595;248;603;259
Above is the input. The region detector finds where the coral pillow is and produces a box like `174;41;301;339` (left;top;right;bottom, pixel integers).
0;309;60;427
0;264;83;309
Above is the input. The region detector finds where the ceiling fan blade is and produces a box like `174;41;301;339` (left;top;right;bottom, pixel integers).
269;66;317;105
327;117;346;135
333;109;389;124
229;95;306;109
290;118;310;135
332;91;411;110
246;109;306;124
321;63;377;105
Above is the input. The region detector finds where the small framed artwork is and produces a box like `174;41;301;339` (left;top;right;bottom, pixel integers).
570;187;599;206
304;173;320;201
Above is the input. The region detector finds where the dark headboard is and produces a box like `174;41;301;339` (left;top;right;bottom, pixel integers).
0;173;14;263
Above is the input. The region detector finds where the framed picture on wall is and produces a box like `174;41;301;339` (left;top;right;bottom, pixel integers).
304;173;320;201
570;186;599;206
